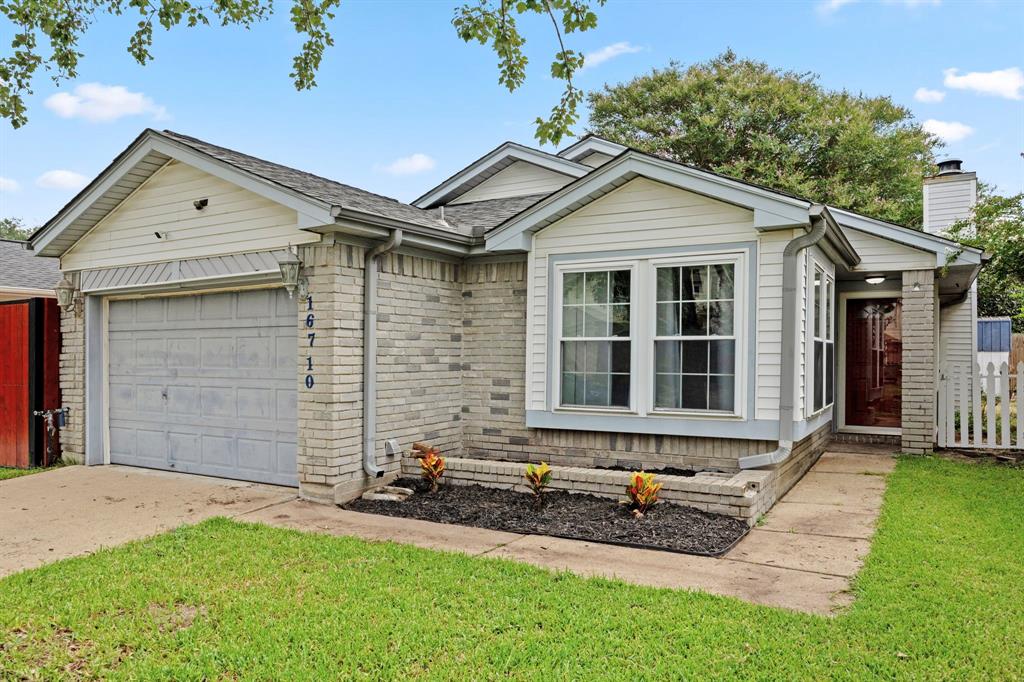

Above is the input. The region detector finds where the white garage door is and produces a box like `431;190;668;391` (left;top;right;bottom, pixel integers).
107;288;298;486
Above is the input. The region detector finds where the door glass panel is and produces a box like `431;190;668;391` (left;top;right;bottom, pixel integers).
845;299;902;428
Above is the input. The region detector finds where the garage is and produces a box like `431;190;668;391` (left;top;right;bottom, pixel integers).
106;288;298;486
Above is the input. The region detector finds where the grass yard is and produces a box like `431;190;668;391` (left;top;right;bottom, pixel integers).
1;456;1022;680
0;467;42;481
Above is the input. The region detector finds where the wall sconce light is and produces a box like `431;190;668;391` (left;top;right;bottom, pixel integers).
865;275;886;285
913;282;922;292
278;249;306;299
54;275;81;315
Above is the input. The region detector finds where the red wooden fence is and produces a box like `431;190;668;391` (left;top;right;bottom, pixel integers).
0;302;30;467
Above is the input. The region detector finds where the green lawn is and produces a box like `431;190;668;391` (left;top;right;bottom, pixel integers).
0;467;42;481
1;457;1022;680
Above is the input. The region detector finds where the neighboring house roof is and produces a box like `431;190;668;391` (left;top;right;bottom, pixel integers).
441;194;549;238
411;141;590;208
0;239;62;295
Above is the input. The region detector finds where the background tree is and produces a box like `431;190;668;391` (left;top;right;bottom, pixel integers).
1;0;601;144
946;189;1024;332
587;50;939;227
0;217;31;240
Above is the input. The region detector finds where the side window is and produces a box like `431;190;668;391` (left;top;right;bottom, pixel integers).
812;265;835;413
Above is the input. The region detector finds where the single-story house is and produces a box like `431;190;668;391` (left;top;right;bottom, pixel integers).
0;239;63;467
26;131;983;521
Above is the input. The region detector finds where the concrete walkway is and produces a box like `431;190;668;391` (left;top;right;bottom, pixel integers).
0;465;295;577
241;449;897;615
2;450;895;615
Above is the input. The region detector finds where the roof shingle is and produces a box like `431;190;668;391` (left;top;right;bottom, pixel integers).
0;239;62;290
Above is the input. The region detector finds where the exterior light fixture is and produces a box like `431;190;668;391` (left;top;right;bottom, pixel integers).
278;249;304;299
54;275;80;315
865;275;886;285
913;282;922;292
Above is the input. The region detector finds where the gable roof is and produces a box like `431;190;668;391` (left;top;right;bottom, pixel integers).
0;239;62;293
411;141;590;208
556;134;627;163
29;129;452;258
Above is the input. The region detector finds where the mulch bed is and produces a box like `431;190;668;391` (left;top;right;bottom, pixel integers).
345;478;749;557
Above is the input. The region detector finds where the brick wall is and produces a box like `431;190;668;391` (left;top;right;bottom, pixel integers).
901;269;937;454
57;303;85;463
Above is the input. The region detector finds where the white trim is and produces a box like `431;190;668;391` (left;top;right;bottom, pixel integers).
0;286;55;300
837;290;903;435
557;137;627;162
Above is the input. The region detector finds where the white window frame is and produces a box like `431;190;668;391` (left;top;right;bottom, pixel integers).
808;258;835;417
550;250;747;420
553;259;640;413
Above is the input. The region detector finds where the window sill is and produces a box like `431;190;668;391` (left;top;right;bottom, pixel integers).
527;410;776;440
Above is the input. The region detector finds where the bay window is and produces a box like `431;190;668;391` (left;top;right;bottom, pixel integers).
554;251;744;417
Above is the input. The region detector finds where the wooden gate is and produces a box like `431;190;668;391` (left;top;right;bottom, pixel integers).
938;362;1022;449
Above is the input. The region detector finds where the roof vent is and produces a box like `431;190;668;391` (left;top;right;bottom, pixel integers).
936;158;964;175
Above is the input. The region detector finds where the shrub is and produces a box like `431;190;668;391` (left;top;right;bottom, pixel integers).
415;445;445;493
626;471;662;517
524;462;552;508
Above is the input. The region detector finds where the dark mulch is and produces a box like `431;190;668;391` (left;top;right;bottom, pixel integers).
345;478;749;557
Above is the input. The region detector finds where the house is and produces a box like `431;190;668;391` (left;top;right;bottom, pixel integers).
0;239;63;467
26;130;983;522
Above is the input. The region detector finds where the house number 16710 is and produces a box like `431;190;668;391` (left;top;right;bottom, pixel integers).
304;295;315;389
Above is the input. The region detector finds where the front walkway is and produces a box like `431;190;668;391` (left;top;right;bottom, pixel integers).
241;448;896;615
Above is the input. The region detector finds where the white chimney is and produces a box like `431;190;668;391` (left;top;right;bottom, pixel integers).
922;159;978;235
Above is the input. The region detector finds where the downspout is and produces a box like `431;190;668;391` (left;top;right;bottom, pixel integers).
363;229;403;478
739;206;829;469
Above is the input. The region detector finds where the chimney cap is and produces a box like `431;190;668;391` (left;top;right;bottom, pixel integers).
936;158;964;175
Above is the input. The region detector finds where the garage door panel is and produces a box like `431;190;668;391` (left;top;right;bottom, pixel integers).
108;288;298;486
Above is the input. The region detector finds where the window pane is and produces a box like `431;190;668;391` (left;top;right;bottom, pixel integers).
825;279;833;340
710;263;735;300
709;340;735;375
585;341;609;373
562;341;582;372
585;271;609;304
655;340;681;373
680;302;708;335
562;306;582;337
563;272;584;304
814;340;824;411
611;374;630;407
656;302;679;336
610;304;630;337
681;376;708;410
709;375;735;411
681;340;709;373
561;371;580;405
813;268;822;338
680;265;708;300
656;267;679;301
611;270;631;303
584;304;609;337
826;342;835;406
655;373;681;409
584;373;609;406
709;301;734;336
611;340;631;373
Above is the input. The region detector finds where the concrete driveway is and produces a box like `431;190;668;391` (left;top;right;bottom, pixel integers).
0;465;295;577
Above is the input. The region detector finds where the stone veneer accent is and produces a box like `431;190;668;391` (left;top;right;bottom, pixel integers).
402;423;831;525
901;270;937;454
57;302;85;464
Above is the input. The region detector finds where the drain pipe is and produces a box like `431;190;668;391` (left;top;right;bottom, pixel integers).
363;229;403;478
739;206;829;469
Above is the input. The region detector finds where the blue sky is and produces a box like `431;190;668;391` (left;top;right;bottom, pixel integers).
1;0;1022;228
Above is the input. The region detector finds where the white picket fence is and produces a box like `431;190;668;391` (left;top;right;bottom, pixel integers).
937;362;1022;449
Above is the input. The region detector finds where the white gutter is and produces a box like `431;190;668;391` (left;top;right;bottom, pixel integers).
739;206;829;469
362;229;403;478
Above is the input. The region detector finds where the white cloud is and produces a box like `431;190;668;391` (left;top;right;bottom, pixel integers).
817;0;938;15
922;119;974;143
914;87;946;103
36;170;88;190
44;83;169;123
0;177;20;192
378;153;436;176
943;67;1024;100
581;42;643;70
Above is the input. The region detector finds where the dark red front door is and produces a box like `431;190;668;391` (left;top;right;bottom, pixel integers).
845;298;902;429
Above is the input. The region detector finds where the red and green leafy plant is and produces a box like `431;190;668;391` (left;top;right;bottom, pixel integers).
414;444;445;493
625;471;662;518
524;461;553;508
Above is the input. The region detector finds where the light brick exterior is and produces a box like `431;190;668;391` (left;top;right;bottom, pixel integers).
57;300;85;464
901;270;937;454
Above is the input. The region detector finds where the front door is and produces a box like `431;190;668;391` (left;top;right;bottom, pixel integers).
845;298;902;430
